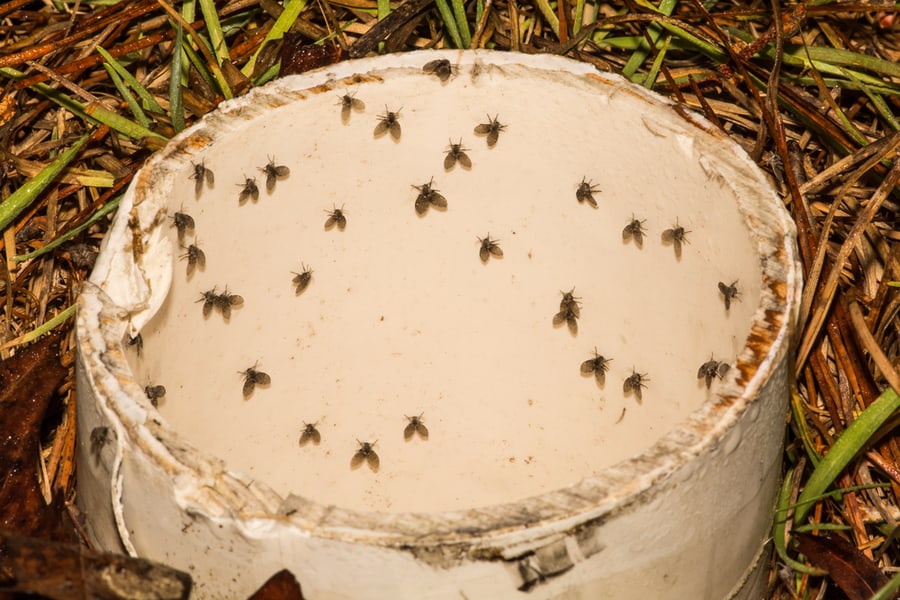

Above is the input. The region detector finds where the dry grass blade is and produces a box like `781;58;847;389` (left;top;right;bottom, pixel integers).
797;160;900;372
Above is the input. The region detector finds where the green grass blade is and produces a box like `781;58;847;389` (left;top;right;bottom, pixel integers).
434;0;465;48
0;67;165;141
871;571;900;600
240;0;307;77
1;304;76;350
641;33;670;89
451;0;471;47
96;46;164;113
198;0;229;65
0;133;90;232
102;64;151;128
170;21;186;133
377;0;391;52
85;102;164;141
530;0;559;38
179;31;218;91
622;0;677;79
790;390;822;467
794;387;900;525
839;67;900;132
14;195;121;261
800;45;900;80
773;466;825;575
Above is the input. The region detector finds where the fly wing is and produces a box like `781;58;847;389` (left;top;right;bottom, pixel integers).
404;422;416;440
367;452;380;471
415;195;429;215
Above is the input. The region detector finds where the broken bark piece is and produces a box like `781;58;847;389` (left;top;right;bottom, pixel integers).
0;528;192;599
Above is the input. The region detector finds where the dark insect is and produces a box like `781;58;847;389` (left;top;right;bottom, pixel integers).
298;422;321;446
145;384;166;407
478;234;503;262
66;243;98;270
292;264;313;295
412;178;447;215
351;440;380;472
580;349;611;383
622;215;647;246
213;287;244;319
180;243;206;276
575;178;601;208
90;426;109;457
198;287;218;317
170;211;195;240
697;356;731;389
240;364;271;398
423;58;455;81
128;333;143;356
559;288;581;318
190;161;214;196
661;219;691;258
718;280;740;310
338;91;365;124
444;139;472;170
474;114;506;147
199;287;244;319
324;206;347;231
553;305;579;335
374;107;402;140
623;370;649;403
238;177;260;204
404;414;429;440
260;157;290;192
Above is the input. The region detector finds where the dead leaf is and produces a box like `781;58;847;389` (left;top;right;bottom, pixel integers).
795;532;894;600
0;333;71;541
247;569;304;600
278;34;341;77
